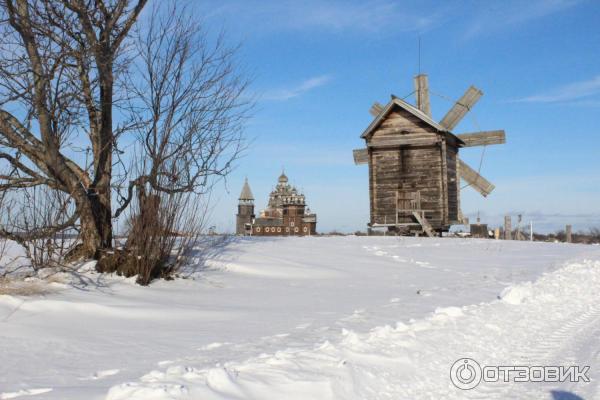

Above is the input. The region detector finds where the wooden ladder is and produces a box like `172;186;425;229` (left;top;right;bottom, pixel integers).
412;211;435;238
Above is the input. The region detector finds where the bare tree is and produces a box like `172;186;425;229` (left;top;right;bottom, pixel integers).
114;3;248;217
0;1;248;262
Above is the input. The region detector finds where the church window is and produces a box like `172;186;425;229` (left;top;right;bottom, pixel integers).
294;227;299;233
290;221;295;227
256;227;261;232
303;227;308;232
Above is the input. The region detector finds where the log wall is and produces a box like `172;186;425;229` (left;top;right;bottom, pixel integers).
366;107;459;231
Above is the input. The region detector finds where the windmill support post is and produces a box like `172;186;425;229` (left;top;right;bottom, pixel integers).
504;216;512;240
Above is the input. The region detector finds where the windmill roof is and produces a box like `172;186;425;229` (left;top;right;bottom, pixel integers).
360;97;463;145
239;179;254;200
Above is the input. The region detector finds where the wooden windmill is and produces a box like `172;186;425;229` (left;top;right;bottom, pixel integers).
353;74;505;236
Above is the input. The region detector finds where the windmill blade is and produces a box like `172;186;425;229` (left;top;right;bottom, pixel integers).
456;130;505;147
369;102;384;117
458;158;495;197
353;148;368;165
439;86;483;131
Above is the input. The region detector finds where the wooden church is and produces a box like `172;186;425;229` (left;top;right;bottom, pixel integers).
353;74;505;236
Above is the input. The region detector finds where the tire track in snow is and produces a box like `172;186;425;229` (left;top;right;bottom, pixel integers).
464;263;600;400
104;259;600;400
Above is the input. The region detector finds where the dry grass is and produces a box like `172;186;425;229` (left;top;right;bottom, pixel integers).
0;276;58;296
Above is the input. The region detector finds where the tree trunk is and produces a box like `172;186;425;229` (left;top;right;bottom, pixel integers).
90;192;113;250
75;193;112;259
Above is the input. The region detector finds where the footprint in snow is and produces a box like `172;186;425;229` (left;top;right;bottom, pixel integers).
0;388;53;399
199;342;225;351
79;369;120;380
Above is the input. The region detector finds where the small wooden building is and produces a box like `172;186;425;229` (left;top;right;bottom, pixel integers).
354;74;505;236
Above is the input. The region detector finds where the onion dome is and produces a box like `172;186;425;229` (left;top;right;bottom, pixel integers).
278;171;288;184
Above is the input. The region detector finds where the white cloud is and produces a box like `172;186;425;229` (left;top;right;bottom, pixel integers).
514;75;600;103
203;0;436;34
463;0;582;39
262;75;332;101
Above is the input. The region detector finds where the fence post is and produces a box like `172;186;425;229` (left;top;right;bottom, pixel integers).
566;224;572;243
504;216;512;240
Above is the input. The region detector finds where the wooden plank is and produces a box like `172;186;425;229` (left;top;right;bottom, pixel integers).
455;151;462;224
369;149;375;224
440;139;448;225
412;211;435;237
439;86;483;131
353;148;368;165
368;136;440;148
504;216;512;240
458;158;495;197
414;74;431;116
369;102;384;117
456;130;506;147
372;108;433;137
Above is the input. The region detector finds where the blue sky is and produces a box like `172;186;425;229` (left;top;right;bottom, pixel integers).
191;0;600;233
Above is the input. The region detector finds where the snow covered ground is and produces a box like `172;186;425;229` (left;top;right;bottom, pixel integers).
1;236;600;399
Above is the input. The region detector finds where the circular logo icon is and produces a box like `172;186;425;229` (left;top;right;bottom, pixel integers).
450;358;482;390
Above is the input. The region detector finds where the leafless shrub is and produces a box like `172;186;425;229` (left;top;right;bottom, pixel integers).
125;188;206;285
0;186;78;272
97;181;207;285
0;189;10;270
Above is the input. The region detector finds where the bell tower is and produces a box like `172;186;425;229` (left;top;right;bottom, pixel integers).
236;178;255;235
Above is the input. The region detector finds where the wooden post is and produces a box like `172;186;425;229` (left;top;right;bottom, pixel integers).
504;216;512;240
414;74;431;116
566;225;572;243
530;221;533;241
395;191;399;226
